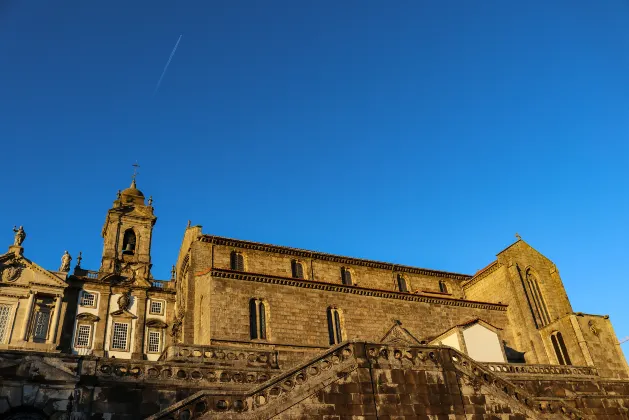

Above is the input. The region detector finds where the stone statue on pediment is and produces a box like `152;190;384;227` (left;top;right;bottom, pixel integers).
59;250;72;272
13;226;25;246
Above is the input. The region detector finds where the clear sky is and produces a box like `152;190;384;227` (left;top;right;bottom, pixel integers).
1;1;628;354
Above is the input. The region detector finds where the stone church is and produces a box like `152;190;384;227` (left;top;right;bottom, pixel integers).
0;178;627;419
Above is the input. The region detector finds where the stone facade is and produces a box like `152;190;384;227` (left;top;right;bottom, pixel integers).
0;178;627;419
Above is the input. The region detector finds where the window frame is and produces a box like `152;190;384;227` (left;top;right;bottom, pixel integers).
397;274;408;293
147;330;162;353
33;309;51;340
291;260;304;279
111;321;131;351
80;291;98;308
230;251;245;271
149;300;165;315
327;306;343;345
75;323;93;348
0;303;15;344
249;298;268;341
340;267;353;286
438;280;449;294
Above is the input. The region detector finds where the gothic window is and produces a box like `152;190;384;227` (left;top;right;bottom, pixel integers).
149;300;164;315
291;260;304;279
525;269;550;327
80;291;97;308
111;322;130;351
550;331;571;365
397;275;408;292
231;252;245;271
0;304;12;344
439;280;448;293
249;298;267;340
327;307;343;345
122;229;136;255
147;330;162;353
75;324;92;348
340;267;353;285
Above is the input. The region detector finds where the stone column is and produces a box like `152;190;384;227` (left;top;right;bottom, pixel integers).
21;292;35;341
131;291;147;359
47;295;63;345
92;290;111;357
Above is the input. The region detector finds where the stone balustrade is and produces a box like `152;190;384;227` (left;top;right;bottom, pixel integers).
483;362;599;377
159;344;279;369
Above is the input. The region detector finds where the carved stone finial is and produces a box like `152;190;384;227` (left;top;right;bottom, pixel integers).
171;264;176;280
117;190;122;200
515;232;522;241
132;161;140;183
76;251;83;268
12;226;26;246
187;220;191;228
59;250;72;272
148;196;153;206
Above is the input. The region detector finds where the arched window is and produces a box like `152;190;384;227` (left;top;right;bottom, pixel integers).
231;252;244;271
340;267;353;285
550;331;571;365
122;229;136;255
249;298;267;340
327;306;343;345
291;260;304;279
439;280;448;293
525;269;550;327
397;274;408;292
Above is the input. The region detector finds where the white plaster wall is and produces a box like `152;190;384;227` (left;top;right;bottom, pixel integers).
440;331;461;351
462;324;505;363
70;289;100;355
104;293;137;359
145;298;167;361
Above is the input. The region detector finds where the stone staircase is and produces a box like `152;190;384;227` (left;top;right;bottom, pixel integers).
147;341;589;420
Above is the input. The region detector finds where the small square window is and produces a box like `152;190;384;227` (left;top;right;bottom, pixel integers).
147;330;161;353
149;300;164;315
111;322;129;351
80;292;96;307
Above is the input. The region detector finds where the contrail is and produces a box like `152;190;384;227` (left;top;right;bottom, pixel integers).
153;34;182;96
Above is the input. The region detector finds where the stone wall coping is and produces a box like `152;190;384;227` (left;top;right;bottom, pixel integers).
200;235;473;281
210;268;508;311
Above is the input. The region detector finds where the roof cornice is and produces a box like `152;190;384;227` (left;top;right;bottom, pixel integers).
210;268;507;311
199;235;473;281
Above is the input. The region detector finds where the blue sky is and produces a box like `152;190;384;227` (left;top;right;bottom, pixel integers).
1;1;628;353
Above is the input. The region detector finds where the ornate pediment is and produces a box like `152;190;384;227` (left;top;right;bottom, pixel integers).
110;309;137;319
76;313;100;322
380;321;422;346
0;254;66;288
146;318;168;328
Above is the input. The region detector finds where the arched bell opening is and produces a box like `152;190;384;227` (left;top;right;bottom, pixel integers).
121;229;136;255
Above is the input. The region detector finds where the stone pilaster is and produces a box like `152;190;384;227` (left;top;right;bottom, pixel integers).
131;291;147;359
47;295;63;345
21;292;34;341
92;290;111;357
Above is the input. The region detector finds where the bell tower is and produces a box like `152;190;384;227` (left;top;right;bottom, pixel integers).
100;167;157;282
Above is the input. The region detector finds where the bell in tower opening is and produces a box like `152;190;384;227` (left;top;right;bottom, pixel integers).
122;229;136;255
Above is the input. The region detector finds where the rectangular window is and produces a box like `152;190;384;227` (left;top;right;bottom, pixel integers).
33;311;50;339
291;260;304;279
80;292;96;307
111;322;129;350
0;304;12;343
147;330;161;353
149;300;164;315
75;324;92;348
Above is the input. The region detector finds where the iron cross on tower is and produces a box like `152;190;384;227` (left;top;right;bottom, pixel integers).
132;162;140;182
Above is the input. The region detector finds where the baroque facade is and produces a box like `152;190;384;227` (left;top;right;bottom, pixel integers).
0;178;627;419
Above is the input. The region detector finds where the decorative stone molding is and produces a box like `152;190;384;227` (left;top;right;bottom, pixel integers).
199;235;472;281
76;313;100;322
211;269;507;311
483;362;598;378
145;319;168;329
